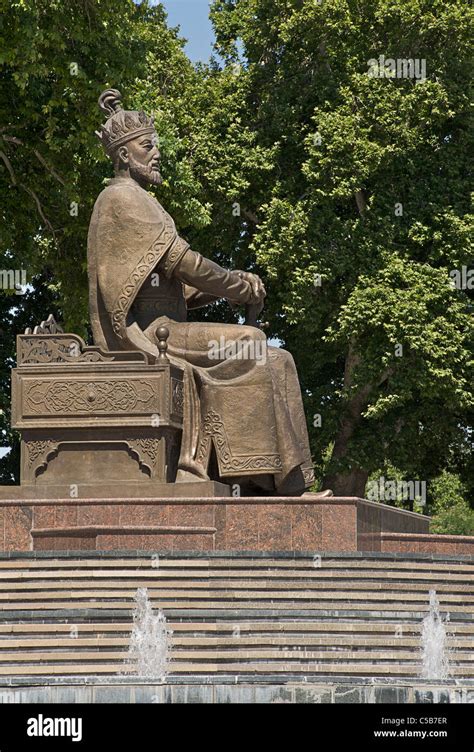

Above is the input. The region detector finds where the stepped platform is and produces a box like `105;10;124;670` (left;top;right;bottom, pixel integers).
0;550;472;702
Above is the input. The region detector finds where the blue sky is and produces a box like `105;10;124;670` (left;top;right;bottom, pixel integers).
159;0;216;62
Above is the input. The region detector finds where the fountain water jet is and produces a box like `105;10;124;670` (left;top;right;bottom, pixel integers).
121;588;173;679
420;589;451;680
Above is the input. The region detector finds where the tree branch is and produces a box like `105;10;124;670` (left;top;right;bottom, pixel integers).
242;208;259;225
0;136;65;185
0;150;17;184
19;184;57;241
0;135;22;145
355;189;367;216
32;149;65;185
0;139;59;242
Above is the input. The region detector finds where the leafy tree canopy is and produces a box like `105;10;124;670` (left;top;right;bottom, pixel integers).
0;0;472;525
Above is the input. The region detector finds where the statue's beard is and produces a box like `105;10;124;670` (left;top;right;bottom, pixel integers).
129;154;162;187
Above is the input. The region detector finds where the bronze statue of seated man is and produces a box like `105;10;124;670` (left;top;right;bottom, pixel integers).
88;89;329;497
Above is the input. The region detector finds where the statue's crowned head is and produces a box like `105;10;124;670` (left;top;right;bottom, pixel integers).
96;89;162;187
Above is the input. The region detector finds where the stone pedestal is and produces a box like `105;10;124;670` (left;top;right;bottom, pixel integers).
0;495;431;553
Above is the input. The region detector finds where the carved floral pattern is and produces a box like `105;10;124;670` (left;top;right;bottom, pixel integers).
129;438;160;468
18;337;113;365
24;380;156;414
26;440;55;469
111;213;176;336
171;378;184;416
161;236;189;278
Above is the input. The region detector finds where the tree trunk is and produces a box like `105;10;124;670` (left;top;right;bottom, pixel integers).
322;343;392;498
324;466;369;498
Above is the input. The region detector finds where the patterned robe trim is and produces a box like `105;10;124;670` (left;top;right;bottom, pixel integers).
110;212;185;338
161;235;190;279
196;409;283;477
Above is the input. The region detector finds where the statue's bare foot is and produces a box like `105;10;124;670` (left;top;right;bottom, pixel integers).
176;468;210;482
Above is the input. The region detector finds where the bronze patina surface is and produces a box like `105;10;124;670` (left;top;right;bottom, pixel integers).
88;89;318;496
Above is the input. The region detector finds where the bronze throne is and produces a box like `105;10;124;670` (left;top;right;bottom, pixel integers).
9;315;229;498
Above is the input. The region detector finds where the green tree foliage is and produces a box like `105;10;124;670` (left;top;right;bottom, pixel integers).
205;0;473;499
0;0;472;518
430;470;474;535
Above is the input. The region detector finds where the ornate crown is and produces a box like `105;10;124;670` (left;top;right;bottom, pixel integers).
95;89;155;155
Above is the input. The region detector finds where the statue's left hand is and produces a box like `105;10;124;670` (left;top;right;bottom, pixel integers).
236;271;266;303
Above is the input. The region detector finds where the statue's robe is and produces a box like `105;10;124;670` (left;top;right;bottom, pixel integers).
88;176;315;493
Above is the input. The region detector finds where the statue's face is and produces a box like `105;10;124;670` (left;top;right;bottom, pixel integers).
122;132;162;187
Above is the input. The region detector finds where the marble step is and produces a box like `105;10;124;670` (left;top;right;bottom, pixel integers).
1;577;472;593
0;620;472;634
0;557;472;572
0;647;472;662
0;662;471;677
0;587;470;603
0;635;471;649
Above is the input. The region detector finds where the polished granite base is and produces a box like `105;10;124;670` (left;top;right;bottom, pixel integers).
0;492;433;552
